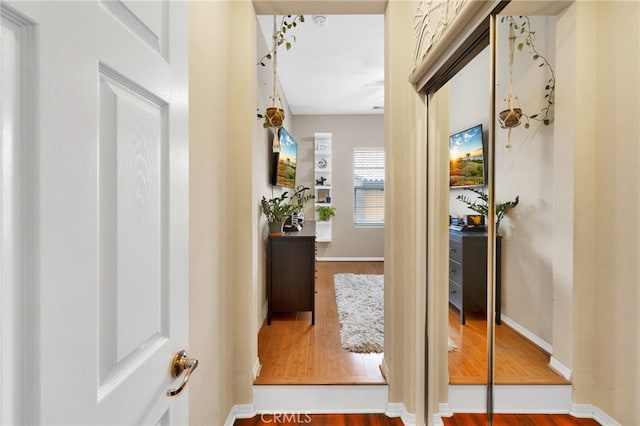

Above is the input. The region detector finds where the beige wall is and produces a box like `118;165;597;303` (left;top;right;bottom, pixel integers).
189;1;640;425
557;2;640;424
293;114;385;259
384;0;427;422
189;1;259;424
189;2;234;424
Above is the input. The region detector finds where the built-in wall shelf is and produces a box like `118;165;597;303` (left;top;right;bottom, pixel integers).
314;133;333;242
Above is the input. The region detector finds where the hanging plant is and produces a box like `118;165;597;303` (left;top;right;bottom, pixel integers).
499;16;556;147
256;15;305;133
257;15;305;67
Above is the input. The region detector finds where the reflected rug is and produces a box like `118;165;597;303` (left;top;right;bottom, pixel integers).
333;273;384;353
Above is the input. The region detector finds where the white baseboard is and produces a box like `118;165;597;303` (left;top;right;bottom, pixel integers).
316;257;384;262
500;314;553;354
571;404;621;426
549;356;572;381
438;402;453;418
386;402;416;426
224;404;256;426
380;357;390;382
253;384;388;413
448;384;572;413
433;403;453;426
252;357;262;381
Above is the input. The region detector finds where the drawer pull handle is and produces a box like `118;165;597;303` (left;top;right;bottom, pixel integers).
450;289;457;294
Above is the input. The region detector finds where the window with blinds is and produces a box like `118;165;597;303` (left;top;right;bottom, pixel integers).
353;148;385;227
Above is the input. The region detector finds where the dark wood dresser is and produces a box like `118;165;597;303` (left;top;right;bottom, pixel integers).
266;222;316;325
449;230;502;325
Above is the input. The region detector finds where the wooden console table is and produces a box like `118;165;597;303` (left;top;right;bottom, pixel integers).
448;229;502;325
266;222;316;325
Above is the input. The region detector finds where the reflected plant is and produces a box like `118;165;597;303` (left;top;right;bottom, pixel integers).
456;188;519;233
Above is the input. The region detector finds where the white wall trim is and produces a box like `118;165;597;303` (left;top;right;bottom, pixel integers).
448;384;572;413
252;357;262;381
438;402;453;418
433;403;453;426
500;314;553;354
570;404;621;426
380;356;390;382
252;385;388;413
385;402;416;426
316;257;384;262
224;404;256;426
549;356;572;381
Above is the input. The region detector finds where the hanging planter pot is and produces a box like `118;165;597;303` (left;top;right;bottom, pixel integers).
265;107;284;128
498;107;522;129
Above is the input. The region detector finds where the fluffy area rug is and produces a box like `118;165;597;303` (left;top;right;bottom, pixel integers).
333;273;384;353
448;337;458;351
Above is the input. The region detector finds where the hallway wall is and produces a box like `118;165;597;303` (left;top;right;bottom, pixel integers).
189;1;258;424
555;2;640;424
293;114;385;259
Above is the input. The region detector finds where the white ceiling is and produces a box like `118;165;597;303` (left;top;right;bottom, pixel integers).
257;14;384;115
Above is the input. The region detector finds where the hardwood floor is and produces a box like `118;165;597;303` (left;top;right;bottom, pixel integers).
448;305;569;385
235;413;599;426
256;260;567;386
442;413;601;425
235;413;403;425
255;261;385;385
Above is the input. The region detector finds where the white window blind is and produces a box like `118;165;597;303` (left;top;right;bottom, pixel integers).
353;148;385;227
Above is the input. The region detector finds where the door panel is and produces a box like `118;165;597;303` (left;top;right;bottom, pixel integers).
1;1;189;424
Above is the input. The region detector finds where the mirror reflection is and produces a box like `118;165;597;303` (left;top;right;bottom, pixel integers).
446;15;568;387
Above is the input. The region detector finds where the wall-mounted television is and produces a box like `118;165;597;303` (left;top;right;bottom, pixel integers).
449;124;485;188
271;127;298;188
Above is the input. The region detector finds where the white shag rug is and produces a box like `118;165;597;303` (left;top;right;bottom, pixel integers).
448;337;458;351
333;273;384;353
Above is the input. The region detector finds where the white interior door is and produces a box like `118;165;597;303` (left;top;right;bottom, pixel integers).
1;1;189;424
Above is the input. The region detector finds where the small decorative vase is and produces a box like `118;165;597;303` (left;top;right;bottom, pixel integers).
268;221;284;236
265;107;284;128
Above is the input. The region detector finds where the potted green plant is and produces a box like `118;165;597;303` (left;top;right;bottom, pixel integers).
499;16;556;149
316;205;336;222
257;15;305;129
261;187;313;235
456;188;519;234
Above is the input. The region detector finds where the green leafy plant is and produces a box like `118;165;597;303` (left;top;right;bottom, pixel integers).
257;15;305;128
456;188;519;232
257;15;305;67
260;186;314;225
501;16;555;128
316;205;336;222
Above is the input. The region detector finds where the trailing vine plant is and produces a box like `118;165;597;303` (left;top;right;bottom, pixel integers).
257;15;305;67
256;15;305;132
501;16;556;129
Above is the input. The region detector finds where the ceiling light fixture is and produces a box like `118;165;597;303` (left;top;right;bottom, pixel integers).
312;15;328;26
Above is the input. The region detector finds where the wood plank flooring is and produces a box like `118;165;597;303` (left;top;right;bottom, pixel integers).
256;260;567;385
442;413;601;425
235;413;404;426
255;261;385;385
448;306;569;385
235;413;599;426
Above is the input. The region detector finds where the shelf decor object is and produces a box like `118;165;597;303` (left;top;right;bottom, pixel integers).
314;132;333;242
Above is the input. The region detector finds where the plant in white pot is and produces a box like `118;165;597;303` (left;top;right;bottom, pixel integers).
316;205;336;222
261;187;313;236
